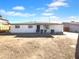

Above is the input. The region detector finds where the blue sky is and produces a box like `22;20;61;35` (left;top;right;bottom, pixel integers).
0;0;79;23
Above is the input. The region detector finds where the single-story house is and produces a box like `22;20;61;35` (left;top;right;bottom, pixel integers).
63;22;79;32
0;15;10;32
10;22;63;34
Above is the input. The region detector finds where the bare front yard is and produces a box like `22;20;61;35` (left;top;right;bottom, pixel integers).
0;34;77;59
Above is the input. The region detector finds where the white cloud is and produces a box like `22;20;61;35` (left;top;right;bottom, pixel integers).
35;16;62;23
60;16;79;22
45;8;58;12
48;0;68;8
0;9;15;16
46;0;68;12
49;1;67;7
68;16;79;22
12;6;25;11
69;16;77;19
55;0;66;2
0;9;35;17
42;12;53;16
0;9;6;13
50;16;60;21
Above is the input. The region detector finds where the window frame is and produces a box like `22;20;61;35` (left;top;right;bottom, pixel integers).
28;25;33;28
15;25;20;28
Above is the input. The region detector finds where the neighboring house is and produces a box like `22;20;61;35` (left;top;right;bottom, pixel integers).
63;22;79;32
10;22;63;34
0;15;10;32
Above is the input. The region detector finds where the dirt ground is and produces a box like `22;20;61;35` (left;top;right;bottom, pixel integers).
0;34;77;59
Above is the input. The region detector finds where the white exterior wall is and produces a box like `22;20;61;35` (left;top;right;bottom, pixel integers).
10;25;37;33
40;25;50;33
50;25;63;32
40;25;63;33
10;24;63;33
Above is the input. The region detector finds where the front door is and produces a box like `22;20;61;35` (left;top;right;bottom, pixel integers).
36;25;40;33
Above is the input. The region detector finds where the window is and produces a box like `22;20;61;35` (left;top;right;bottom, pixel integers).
15;25;20;28
28;25;33;28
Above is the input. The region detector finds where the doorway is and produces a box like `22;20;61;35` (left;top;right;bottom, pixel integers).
36;25;40;33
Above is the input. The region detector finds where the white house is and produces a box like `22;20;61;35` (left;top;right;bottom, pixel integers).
10;22;63;34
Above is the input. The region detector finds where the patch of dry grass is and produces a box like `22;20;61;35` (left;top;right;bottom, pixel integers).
0;35;76;59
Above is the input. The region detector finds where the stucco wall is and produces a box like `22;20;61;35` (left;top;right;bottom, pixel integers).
40;25;50;33
50;25;63;32
10;25;37;33
63;23;79;32
69;24;79;32
10;24;63;33
40;25;63;33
